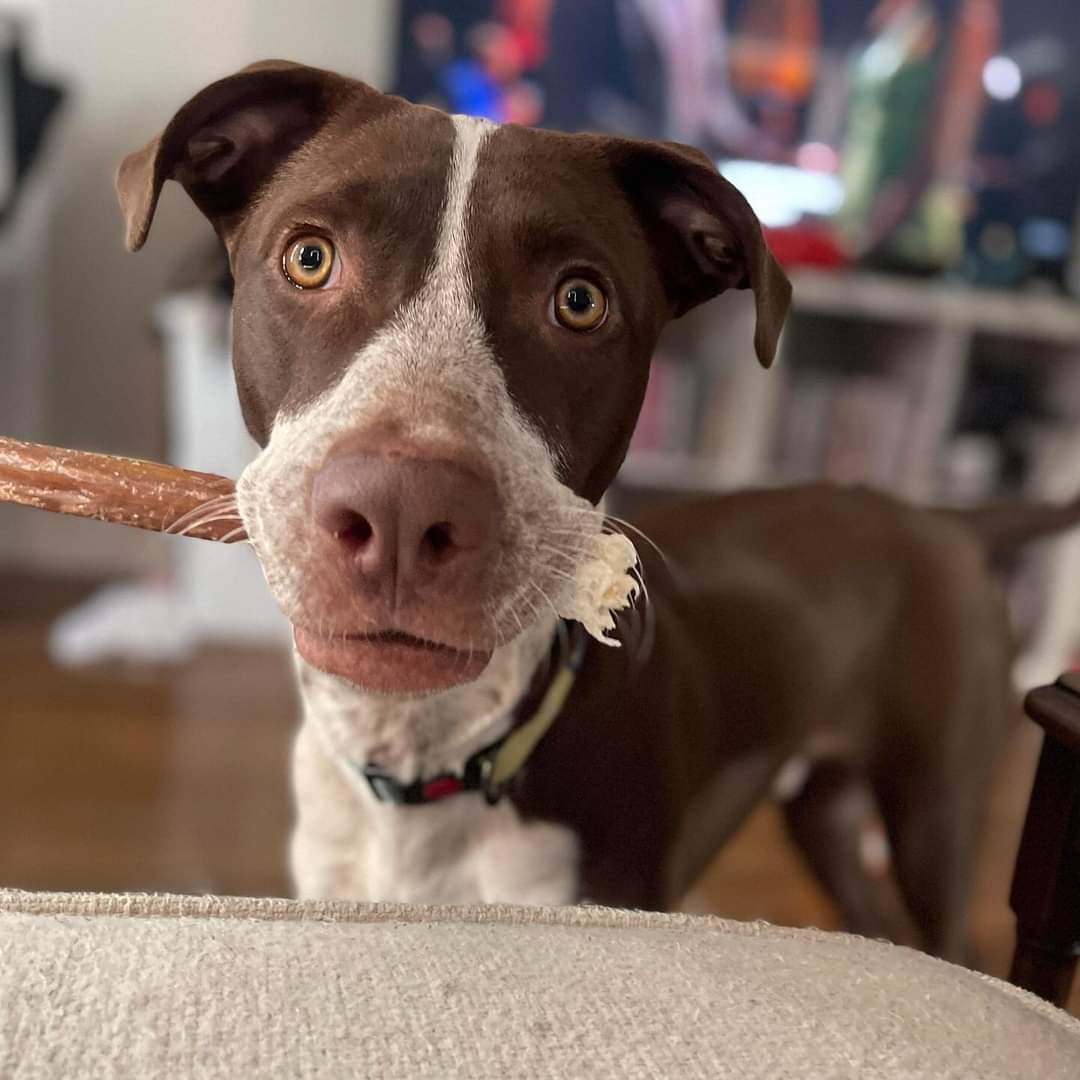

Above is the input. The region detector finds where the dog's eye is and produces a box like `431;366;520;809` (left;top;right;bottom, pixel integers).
283;236;335;289
553;277;608;332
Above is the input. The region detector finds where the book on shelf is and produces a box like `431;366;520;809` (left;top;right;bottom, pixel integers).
629;354;702;456
825;375;912;489
770;372;834;483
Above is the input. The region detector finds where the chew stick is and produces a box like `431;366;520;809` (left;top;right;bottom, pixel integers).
0;436;245;543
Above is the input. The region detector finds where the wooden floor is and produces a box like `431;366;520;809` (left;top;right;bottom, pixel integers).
1;573;1075;1015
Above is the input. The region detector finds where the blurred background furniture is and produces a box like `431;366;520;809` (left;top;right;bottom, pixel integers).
1010;673;1080;1008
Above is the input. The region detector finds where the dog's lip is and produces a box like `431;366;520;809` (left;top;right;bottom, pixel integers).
340;628;457;651
293;624;492;693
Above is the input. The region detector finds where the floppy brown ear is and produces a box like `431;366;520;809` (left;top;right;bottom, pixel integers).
116;60;375;252
605;139;792;368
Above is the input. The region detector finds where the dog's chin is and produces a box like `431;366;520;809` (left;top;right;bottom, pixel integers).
293;626;493;695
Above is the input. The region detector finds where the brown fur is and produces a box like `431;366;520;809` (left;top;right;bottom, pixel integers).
512;485;1033;960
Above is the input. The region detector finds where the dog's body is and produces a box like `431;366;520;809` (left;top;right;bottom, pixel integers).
117;61;1076;962
290;481;1080;960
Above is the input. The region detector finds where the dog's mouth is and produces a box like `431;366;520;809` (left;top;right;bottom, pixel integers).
293;624;493;694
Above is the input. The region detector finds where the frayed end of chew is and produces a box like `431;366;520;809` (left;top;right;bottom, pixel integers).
559;530;639;646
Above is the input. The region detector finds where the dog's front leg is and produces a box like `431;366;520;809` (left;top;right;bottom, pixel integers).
289;723;372;900
663;748;785;905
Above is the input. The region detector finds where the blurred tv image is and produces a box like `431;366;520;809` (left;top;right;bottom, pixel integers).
393;1;1080;288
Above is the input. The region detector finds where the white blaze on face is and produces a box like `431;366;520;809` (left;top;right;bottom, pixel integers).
237;114;639;649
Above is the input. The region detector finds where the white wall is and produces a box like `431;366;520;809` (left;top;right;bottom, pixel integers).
1;0;398;574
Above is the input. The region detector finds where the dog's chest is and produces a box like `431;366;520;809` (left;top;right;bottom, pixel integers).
293;709;582;904
293;633;583;905
360;796;581;905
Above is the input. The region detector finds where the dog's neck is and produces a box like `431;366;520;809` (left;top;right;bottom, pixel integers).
296;613;560;784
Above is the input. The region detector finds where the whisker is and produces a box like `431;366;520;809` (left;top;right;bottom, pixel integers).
174;517;244;540
167;509;243;538
628;564;650;608
602;515;671;571
530;581;562;624
170;491;237;519
626;591;656;668
545;523;657;576
175;515;244;540
164;494;239;534
487;610;503;652
519;588;544;627
538;542;589;566
548;509;670;570
218;524;250;544
545;526;607;539
536;562;580;587
507;598;525;639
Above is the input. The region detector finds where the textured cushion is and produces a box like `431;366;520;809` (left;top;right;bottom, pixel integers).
1;891;1077;1079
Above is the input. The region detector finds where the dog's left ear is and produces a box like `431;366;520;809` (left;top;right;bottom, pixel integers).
606;140;792;368
116;60;379;252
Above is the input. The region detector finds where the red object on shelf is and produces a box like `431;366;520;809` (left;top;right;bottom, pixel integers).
763;224;849;270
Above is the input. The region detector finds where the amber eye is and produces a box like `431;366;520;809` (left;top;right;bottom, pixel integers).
553;276;608;331
283;236;335;288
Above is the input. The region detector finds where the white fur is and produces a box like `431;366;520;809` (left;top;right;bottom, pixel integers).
240;114;613;903
290;581;579;904
290;732;581;905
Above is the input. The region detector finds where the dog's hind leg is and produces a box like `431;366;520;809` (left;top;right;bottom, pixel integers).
864;531;1016;963
782;760;909;943
870;762;981;962
870;656;1011;963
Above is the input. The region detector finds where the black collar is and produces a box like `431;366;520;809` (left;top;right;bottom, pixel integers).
358;620;587;807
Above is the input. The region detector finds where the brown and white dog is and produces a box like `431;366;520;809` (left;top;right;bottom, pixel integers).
116;61;1077;960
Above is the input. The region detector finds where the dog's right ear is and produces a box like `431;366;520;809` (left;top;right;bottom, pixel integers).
116;60;370;252
604;138;792;368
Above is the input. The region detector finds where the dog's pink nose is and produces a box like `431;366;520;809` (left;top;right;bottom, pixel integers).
312;451;497;601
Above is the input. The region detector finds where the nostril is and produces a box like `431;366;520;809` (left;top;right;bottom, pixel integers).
422;522;455;562
334;511;373;550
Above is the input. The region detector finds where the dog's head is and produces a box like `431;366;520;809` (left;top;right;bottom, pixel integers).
117;61;790;694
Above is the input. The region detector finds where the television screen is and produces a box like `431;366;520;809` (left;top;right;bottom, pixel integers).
393;1;1080;286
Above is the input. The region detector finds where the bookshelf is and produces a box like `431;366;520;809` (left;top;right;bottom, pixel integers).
615;269;1080;685
790;270;1080;342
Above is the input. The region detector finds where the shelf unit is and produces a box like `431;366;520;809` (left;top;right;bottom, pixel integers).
622;270;1080;488
615;269;1080;685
